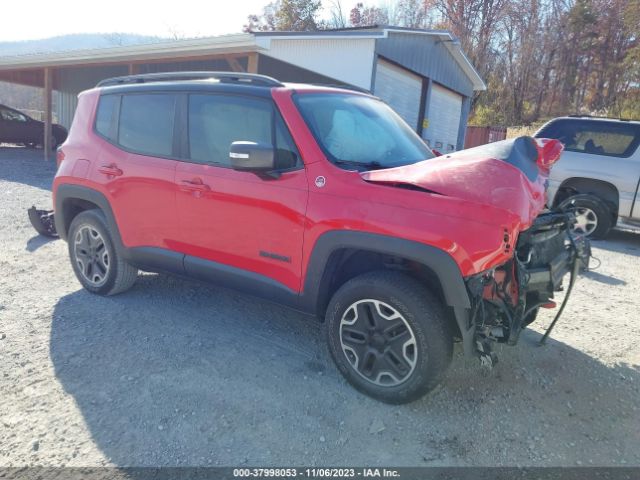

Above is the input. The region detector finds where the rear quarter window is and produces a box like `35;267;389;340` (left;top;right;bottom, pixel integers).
536;119;640;158
95;95;118;140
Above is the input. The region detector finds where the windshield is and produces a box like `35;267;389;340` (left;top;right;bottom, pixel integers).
295;93;435;170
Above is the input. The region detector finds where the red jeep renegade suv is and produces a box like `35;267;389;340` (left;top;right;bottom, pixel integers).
52;72;588;403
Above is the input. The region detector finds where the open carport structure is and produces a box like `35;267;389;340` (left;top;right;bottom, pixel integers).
0;27;485;160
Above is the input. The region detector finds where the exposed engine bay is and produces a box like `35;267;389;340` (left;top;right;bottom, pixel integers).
466;210;591;365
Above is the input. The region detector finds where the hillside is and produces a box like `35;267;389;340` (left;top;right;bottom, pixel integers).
0;33;166;56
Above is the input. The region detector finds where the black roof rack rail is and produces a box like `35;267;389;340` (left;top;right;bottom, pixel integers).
96;71;284;88
568;114;633;122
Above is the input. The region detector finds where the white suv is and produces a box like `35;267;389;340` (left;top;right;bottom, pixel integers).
535;116;640;238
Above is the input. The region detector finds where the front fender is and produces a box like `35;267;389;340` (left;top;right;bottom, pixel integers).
300;230;476;356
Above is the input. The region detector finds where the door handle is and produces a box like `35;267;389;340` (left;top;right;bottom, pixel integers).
180;178;211;192
98;164;123;177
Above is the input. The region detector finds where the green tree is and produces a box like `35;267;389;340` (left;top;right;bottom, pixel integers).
349;2;390;26
244;0;323;32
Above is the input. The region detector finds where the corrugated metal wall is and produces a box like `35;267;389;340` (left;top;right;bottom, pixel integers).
261;38;375;91
56;91;77;130
55;65;129;129
374;32;476;149
56;65;129;94
257;55;350;86
135;58;236;74
375;33;474;97
464;126;507;148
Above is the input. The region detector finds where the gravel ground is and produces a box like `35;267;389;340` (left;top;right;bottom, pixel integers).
1;146;639;467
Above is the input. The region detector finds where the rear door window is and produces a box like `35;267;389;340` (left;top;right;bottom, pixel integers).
537;119;640;158
118;93;177;157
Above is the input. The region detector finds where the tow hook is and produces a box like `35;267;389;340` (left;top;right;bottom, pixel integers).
27;206;58;238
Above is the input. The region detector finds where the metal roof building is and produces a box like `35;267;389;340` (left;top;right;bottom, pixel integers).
0;26;484;159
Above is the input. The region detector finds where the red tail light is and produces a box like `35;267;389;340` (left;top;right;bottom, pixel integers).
535;138;563;171
56;149;66;167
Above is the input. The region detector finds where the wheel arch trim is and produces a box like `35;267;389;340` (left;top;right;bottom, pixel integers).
554;177;620;213
301;230;471;311
54;184;123;248
301;230;474;355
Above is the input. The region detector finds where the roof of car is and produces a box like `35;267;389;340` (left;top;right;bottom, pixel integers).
554;115;640;124
98;80;370;99
99;80;273;98
95;71;368;98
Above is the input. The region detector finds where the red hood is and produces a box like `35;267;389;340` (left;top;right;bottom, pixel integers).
361;137;563;231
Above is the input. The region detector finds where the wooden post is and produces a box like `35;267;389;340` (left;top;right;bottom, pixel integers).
43;67;53;161
247;53;259;74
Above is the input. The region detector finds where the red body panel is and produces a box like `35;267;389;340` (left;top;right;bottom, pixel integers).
173;162;308;292
54;85;552;295
360;151;548;231
273;90;527;279
54;89;180;250
97;146;179;249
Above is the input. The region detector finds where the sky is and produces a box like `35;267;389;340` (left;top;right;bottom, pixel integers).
0;0;347;42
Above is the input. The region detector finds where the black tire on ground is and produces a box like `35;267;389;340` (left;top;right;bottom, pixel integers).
68;209;138;296
559;193;613;239
325;270;453;404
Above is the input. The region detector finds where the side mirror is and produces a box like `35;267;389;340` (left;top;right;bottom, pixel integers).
230;141;276;173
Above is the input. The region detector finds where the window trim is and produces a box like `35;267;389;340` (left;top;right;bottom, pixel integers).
182;91;303;173
537;119;640;159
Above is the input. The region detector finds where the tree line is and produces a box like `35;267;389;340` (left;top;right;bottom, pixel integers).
244;0;640;126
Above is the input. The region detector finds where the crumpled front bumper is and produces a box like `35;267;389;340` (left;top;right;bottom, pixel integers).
523;232;589;300
464;211;591;363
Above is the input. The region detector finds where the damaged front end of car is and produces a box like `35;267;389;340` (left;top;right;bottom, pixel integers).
361;136;593;364
465;211;591;366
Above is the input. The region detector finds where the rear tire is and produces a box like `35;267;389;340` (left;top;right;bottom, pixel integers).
68;209;137;296
326;271;453;404
559;193;612;239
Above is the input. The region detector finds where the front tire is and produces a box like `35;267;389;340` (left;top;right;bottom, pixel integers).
68;210;138;295
559;193;612;239
326;271;453;404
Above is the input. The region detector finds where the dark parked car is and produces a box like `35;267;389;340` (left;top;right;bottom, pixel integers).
0;104;68;149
